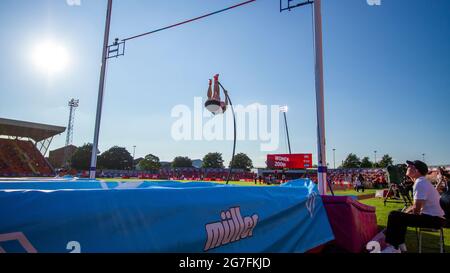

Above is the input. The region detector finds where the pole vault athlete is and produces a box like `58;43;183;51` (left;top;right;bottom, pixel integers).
205;74;228;115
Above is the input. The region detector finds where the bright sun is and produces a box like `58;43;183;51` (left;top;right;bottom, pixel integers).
32;41;69;75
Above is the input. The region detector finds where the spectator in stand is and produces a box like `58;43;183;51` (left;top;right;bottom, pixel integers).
377;173;387;188
346;173;353;185
57;169;68;178
351;174;356;189
436;167;449;194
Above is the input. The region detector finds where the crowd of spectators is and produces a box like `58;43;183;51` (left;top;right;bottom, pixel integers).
246;168;389;188
278;168;389;189
426;166;450;192
327;168;388;189
86;167;256;182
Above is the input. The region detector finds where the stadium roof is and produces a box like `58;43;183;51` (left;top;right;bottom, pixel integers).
0;118;66;142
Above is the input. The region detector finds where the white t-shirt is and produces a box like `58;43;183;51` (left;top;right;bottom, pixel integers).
413;176;445;217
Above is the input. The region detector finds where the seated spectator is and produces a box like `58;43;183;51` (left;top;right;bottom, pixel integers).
382;160;446;253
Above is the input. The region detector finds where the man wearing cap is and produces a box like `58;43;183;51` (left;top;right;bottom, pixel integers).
382;160;446;253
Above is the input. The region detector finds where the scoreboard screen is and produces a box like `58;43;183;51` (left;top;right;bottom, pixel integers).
267;154;313;169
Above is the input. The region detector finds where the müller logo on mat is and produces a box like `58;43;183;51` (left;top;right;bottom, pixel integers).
204;207;259;252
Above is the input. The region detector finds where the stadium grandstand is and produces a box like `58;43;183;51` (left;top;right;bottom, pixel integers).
0;118;65;177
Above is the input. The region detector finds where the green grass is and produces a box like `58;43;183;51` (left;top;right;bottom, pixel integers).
330;189;377;196
360;198;449;253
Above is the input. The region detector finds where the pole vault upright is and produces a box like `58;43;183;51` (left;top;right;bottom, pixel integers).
281;0;328;194
313;0;328;195
90;0;113;179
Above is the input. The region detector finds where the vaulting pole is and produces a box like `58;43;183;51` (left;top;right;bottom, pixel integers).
313;0;328;195
90;0;113;179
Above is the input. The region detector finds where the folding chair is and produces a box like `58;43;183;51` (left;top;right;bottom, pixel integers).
416;225;446;253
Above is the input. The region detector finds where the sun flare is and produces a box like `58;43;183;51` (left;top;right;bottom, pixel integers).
32;41;69;75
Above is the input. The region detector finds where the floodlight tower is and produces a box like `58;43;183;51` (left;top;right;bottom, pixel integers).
280;106;292;154
64;98;79;168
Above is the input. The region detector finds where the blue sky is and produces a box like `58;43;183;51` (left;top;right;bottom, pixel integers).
0;0;449;168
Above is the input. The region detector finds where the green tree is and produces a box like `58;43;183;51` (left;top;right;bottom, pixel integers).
70;143;93;170
172;156;193;168
341;153;361;169
360;157;373;168
202;153;224;169
98;146;133;170
229;153;253;171
378;154;393;168
138;154;161;171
